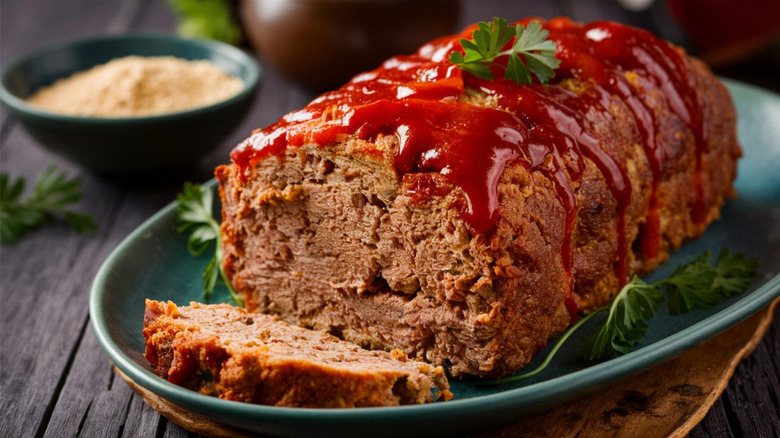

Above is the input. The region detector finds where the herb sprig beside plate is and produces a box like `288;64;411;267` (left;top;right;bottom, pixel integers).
0;166;96;245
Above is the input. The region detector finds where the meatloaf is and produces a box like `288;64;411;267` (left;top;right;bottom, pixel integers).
216;18;741;378
143;300;451;406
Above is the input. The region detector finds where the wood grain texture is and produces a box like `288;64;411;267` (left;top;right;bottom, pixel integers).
121;386;165;438
0;128;127;435
0;0;778;437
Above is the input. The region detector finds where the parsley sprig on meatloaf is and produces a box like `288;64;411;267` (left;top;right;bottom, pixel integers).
449;17;561;85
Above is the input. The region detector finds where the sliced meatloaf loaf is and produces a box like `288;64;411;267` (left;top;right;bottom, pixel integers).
143;300;451;407
216;18;741;378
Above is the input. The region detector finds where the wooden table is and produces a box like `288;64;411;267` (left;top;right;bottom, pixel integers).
1;1;778;437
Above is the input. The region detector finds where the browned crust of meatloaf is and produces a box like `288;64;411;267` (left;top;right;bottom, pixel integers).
142;300;451;407
216;55;739;378
570;56;739;309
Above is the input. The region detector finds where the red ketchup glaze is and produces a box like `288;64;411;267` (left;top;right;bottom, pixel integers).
330;98;529;232
525;124;583;320
472;77;632;282
231;18;707;318
550;19;708;255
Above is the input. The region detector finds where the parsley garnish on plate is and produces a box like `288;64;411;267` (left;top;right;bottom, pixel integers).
0;166;97;245
480;249;759;385
449;17;561;85
580;276;663;360
581;249;758;359
657;249;760;315
176;182;244;306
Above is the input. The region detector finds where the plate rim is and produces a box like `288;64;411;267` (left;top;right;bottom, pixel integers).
89;79;780;430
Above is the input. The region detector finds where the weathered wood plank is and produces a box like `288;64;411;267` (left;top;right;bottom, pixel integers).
115;368;214;438
129;0;177;32
163;419;194;438
120;391;165;438
720;311;780;437
41;323;112;438
35;179;189;437
0;125;127;437
77;380;135;438
0;0;126;66
689;398;735;438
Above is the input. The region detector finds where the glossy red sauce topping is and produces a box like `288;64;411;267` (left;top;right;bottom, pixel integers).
232;18;707;307
542;18;707;259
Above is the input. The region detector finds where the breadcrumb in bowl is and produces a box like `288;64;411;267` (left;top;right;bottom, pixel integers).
0;34;260;175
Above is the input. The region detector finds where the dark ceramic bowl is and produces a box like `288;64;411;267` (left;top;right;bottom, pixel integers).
0;34;260;175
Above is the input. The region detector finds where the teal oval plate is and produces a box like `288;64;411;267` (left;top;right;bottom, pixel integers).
91;79;780;438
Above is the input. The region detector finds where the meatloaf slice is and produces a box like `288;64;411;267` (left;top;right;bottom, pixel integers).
217;18;740;378
143;300;451;407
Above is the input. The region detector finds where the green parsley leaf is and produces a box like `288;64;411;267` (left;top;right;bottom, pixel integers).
449;17;561;85
712;249;760;297
659;249;758;314
168;0;242;45
659;252;718;314
0;166;97;245
176;182;244;306
583;249;759;360
580;277;663;360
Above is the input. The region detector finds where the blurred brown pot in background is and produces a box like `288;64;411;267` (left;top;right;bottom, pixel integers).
240;0;461;90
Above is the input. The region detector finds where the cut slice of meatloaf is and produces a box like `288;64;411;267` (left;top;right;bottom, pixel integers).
216;18;741;378
143;300;451;407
